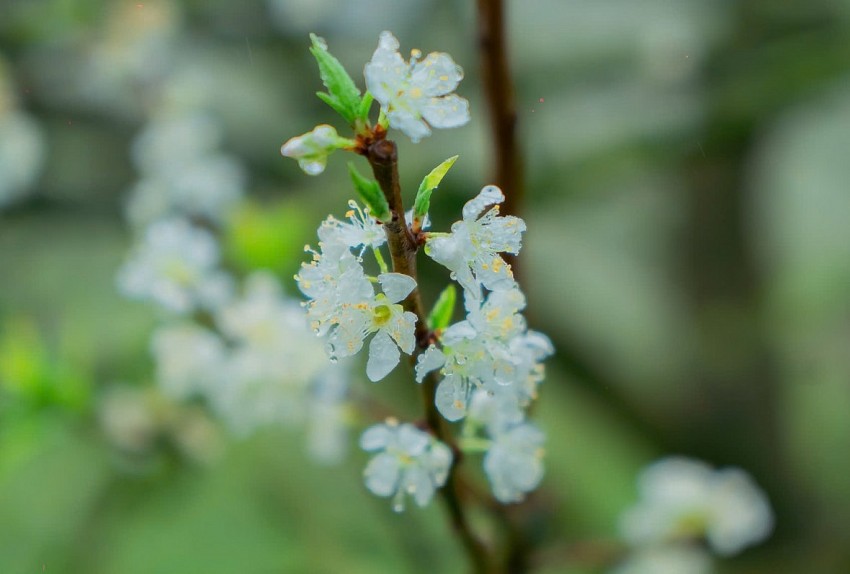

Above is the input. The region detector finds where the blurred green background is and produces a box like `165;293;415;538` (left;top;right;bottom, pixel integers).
1;0;850;572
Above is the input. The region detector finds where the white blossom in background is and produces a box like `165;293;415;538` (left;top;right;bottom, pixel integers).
365;31;470;143
0;59;46;209
281;124;353;176
126;113;246;226
426;186;525;294
132;112;223;172
360;419;453;512
306;365;352;464
117;217;233;314
151;322;227;400
211;271;329;433
98;384;222;464
611;544;714;574
98;385;160;454
619;457;774;556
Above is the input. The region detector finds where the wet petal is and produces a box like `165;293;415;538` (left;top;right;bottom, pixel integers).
462;185;504;221
364;452;401;497
420;94;470;129
415;346;445;383
435;374;469;421
410;52;463;97
378;273;417;303
367;329;401;381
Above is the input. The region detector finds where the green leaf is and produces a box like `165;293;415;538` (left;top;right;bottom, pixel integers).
357;92;374;122
347;163;391;221
414;156;459;221
309;33;362;125
427;284;457;331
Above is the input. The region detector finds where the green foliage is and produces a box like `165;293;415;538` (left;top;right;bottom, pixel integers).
347;162;391;221
427;284;456;331
414;156;458;223
223;200;310;275
0;317;91;412
309;34;368;126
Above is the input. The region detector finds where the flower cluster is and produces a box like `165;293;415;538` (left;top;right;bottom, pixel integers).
281;30;551;510
418;187;552;503
112;20;359;464
612;457;774;572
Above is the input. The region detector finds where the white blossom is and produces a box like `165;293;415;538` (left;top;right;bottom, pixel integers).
365;31;470;143
324;272;418;382
281;124;352;175
426;186;525;294
116;218;233;314
619;457;774;556
360;419;453;511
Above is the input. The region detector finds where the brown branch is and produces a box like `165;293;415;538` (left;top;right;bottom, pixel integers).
365;138;495;574
476;0;524;222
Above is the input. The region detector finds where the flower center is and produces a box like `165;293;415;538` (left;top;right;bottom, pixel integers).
373;303;392;326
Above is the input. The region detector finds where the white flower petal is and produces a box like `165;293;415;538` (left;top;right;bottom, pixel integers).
397;423;429;455
360;424;394;451
420;94;470;129
410;52;463;97
367;329;401;382
378;273;417;303
415;346;445;383
364;452;401;497
462;185;504;221
435;374;469;421
386;310;417;355
387;109;431;142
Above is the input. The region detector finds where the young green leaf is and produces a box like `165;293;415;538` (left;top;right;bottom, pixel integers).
414;155;459;221
357;92;374;122
309;33;362;125
427;284;457;331
347;163;391;221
